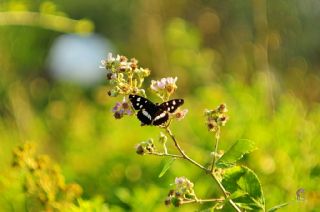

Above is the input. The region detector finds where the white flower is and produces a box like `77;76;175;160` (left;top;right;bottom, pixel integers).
150;77;178;94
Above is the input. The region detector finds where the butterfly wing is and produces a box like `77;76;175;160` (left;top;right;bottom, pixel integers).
129;94;158;125
159;99;184;113
137;109;153;125
129;95;184;126
129;94;156;110
152;109;169;126
152;99;184;125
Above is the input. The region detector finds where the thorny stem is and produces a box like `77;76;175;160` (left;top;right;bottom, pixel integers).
165;127;242;212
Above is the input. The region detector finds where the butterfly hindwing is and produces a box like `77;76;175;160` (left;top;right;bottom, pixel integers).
152;110;169;126
129;95;184;126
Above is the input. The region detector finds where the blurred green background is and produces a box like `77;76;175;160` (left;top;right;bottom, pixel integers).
1;0;320;211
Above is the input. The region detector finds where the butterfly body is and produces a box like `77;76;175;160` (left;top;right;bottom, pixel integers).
129;94;184;126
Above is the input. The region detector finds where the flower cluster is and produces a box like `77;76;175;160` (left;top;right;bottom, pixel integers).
112;97;133;119
150;77;178;101
12;143;82;210
165;177;197;207
102;53;188;124
205;104;228;134
135;139;155;155
101;53;150;97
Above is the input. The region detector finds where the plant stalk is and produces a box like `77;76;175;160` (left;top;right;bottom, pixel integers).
211;128;220;172
147;152;183;158
166;127;242;212
165;127;208;171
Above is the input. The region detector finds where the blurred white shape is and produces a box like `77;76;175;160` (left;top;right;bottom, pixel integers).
47;33;113;86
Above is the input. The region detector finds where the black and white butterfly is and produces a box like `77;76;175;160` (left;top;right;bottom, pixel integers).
129;94;184;126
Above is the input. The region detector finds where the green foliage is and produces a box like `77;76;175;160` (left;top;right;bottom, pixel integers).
0;0;319;211
222;166;265;211
267;203;289;212
158;158;176;178
216;139;256;168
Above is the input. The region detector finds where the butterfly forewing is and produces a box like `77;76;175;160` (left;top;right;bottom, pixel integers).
137;109;153;125
129;94;156;110
159;99;184;113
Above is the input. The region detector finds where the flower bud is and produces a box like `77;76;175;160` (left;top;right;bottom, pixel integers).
114;111;123;119
135;144;145;155
108;88;120;97
218;103;228;113
171;197;182;207
159;132;167;144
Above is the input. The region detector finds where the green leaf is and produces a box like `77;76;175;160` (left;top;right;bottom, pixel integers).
267;203;289;212
221;166;265;211
158;158;176;178
228;190;248;200
216;139;256;168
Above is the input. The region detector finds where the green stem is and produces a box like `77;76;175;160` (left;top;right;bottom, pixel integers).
210;174;242;212
165;127;208;171
211;128;220;172
147;152;183;158
166;127;242;212
182;197;224;204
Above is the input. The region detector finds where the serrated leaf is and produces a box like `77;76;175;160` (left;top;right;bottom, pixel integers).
158;158;176;178
216;139;256;168
222;166;265;211
267;203;289;212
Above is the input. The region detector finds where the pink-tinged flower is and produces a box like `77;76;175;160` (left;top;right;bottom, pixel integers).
112;102;122;112
151;77;178;91
150;79;166;91
150;77;178;100
175;176;186;185
166;77;178;85
174;109;188;121
174;176;195;197
119;61;132;72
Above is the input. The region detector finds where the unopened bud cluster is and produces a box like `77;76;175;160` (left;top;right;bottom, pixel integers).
135;139;155;155
205;104;228;133
112;97;133;119
165;177;196;207
101;53;150;97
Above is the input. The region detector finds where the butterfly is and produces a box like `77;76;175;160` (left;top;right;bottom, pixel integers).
129;94;184;126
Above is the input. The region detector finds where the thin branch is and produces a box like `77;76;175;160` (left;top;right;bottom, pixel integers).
165;127;242;212
211;128;220;172
182;197;224;205
210;174;242;212
165;127;208;172
147;152;183;158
